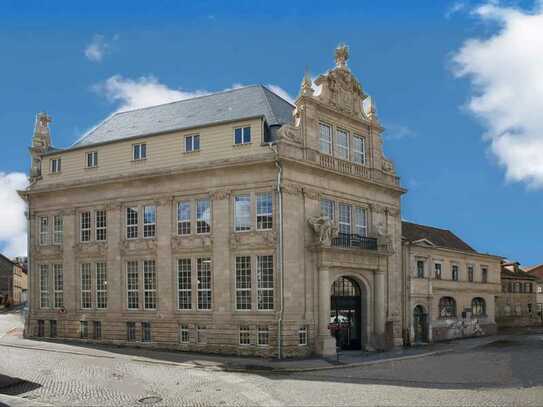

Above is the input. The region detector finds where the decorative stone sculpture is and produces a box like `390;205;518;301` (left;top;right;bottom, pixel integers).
308;216;339;246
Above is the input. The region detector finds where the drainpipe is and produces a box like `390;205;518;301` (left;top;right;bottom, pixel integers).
269;143;284;359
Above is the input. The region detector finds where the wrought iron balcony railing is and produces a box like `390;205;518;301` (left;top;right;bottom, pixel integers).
331;233;378;250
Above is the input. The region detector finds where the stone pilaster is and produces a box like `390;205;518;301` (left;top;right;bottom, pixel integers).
106;203;122;311
157;198;173;313
211;191;231;315
62;210;76;312
373;269;386;350
317;266;335;356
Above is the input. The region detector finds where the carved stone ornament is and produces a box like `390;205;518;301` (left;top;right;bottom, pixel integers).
120;239;157;255
171;235;213;251
209;190;231;201
33;244;63;260
277;124;303;145
73;242;107;257
303;188;319;201
307;216;339;247
230;231;277;249
372;220;394;253
282;182;304;196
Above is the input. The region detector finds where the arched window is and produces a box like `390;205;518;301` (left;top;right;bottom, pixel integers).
439;297;456;318
331;277;360;297
472;297;486;316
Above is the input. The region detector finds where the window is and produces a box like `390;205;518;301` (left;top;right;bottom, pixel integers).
86;151;98;168
185;134;200;152
352;135;366;165
50;158;61;173
179;324;189;343
133;143;147;160
503;304;512;317
80;212;91;242
196;199;211;233
53;215;63;244
49;320;57;338
256;192;273;230
143;260;157;310
515;304;522;316
335;129;349;160
236;256;252;310
177;259;192;310
239;326;251;345
234;126;251;145
299;326;308;346
354;207;367;237
526;283;533;293
40;264;49;308
143;206;156;238
468;265;474;282
452;265;459;281
481;267;488;283
39;216;48;245
197;325;207;344
127;261;139;310
80;263;92;309
257;255;273;310
416;260;425;278
96;263;107;309
126;207;138;239
434;263;442;280
127;322;136;341
177;201;191;235
95;210;107;241
472;297;486;316
338;203;352;235
319;123;332;154
235;194;251;232
93;321;102;340
53;264;63;308
439;297;456;318
142;321;152;342
197;258;212;310
80;321;89;339
538;286;542;294
528;303;533;314
320;199;334;220
37;320;45;337
257;326;269;346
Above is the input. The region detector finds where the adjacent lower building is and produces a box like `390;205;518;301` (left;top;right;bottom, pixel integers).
402;222;502;344
0;254;28;307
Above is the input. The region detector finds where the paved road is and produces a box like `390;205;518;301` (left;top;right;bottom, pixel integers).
1;311;543;406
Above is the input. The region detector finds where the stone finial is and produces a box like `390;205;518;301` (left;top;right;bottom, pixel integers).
366;96;378;121
335;43;349;68
300;69;314;97
32;112;52;150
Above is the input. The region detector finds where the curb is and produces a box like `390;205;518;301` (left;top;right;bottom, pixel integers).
0;394;52;407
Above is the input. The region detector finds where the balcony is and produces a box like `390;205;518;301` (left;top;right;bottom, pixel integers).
332;233;378;250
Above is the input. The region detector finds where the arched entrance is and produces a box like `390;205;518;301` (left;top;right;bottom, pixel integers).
330;276;362;350
413;305;428;343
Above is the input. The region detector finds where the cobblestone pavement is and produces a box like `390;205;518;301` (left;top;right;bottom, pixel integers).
1;312;543;406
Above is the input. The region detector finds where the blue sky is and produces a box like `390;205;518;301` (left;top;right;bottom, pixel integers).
1;0;542;266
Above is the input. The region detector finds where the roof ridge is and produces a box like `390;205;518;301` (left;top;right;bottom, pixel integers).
402;220;454;233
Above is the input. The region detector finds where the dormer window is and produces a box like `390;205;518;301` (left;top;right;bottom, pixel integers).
86;151;98;168
133;143;147;160
353;135;366;165
234;127;251;145
50;158;61;173
185;134;200;153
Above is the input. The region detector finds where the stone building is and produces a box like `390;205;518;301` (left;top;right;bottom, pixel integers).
401;222;502;344
0;253;28;307
496;262;542;328
20;45;404;357
527;265;543;320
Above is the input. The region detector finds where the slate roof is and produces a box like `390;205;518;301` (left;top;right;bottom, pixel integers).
70;85;294;149
401;221;476;253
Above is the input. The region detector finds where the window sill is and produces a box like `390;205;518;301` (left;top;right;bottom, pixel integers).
131;158;147;163
233;143;252;147
84;166;98;170
183;150;200;155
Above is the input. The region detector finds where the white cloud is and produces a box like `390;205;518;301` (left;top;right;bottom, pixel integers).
0;172;28;258
452;2;543;188
445;1;466;18
84;34;114;62
383;123;417;140
265;84;295;104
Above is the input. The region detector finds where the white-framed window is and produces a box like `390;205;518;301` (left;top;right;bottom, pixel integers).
80;321;89;339
338;203;352;235
127;322;136;341
80;211;91;242
127;261;139;310
235;194;251;232
452;264;459;281
96;262;107;309
481;267;488;283
298;326;308;346
354;207;367;237
53;264;63;308
50;158;61;173
95;210;107;241
143;206;156;238
335;128;349;160
197;258;212;310
197;325;207;344
177;201;191;235
80;263;92;309
256;192;273;230
257;326;269;346
257;255;273;311
177;258;192;310
53;215;63;245
353;135;366;165
133;143;147;160
143;260;157;310
435;263;442;280
39;216;48;246
142;321;152;342
39;264;49;308
93;321;102;340
416;260;425;278
319;123;332;154
234;126;251;145
468;265;474;282
86;151;98;168
126;207;138;239
179;324;189;343
185;134;200;152
235;256;251;310
196;199;211;234
320;199;334;220
239;326;251;345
